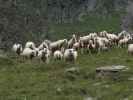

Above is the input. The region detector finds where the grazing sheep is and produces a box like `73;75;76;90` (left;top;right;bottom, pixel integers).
87;40;96;53
128;44;133;55
53;50;63;60
25;41;36;50
12;43;23;55
64;49;78;62
79;35;91;47
79;35;91;53
89;32;97;39
118;30;131;39
100;37;110;47
99;30;108;37
44;39;51;46
68;34;77;48
94;37;106;53
12;30;133;64
38;41;49;50
118;37;131;48
20;48;36;60
50;39;68;53
73;42;80;50
37;48;51;63
106;33;119;45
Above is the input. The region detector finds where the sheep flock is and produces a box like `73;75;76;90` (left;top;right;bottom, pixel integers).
12;30;133;63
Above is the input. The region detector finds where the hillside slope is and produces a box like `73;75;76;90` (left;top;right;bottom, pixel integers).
1;48;133;100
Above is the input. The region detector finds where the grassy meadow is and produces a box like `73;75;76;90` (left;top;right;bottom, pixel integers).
0;47;133;100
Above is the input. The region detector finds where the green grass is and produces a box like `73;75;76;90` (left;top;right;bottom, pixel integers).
1;47;133;100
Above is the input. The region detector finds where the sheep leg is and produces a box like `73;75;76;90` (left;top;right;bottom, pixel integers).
38;58;41;64
21;56;24;62
16;54;19;62
98;48;101;55
118;44;121;48
46;58;49;64
88;49;92;55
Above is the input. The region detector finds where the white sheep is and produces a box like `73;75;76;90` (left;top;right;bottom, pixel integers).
73;42;80;50
44;39;51;45
53;50;63;60
79;35;91;44
68;34;77;48
50;39;67;53
79;35;92;53
20;48;36;60
64;49;78;62
87;40;96;53
25;41;36;50
89;32;97;39
118;37;131;48
94;37;106;53
106;33;119;45
128;44;133;55
118;30;131;39
99;30;108;37
100;37;110;47
38;41;49;50
12;43;23;55
37;48;51;63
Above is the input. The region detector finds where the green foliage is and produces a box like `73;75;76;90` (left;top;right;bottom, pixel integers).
95;0;115;14
49;12;122;40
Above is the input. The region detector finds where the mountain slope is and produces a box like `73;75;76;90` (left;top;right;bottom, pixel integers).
0;48;133;100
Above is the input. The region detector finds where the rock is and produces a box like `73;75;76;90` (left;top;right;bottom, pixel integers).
96;65;128;73
128;77;133;81
96;65;128;78
123;98;128;100
104;84;110;88
65;67;80;81
56;87;62;94
93;82;102;86
65;67;79;74
84;96;93;100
